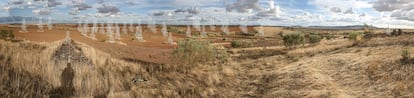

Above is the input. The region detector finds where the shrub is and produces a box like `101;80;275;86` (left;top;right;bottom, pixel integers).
348;32;364;44
308;34;322;43
401;48;411;64
282;33;304;48
348;32;361;40
231;40;252;48
0;30;15;41
172;39;228;67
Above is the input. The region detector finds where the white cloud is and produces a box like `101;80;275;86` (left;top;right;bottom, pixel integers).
372;0;411;12
330;7;341;13
372;0;414;22
226;0;262;13
344;8;355;14
33;8;52;15
310;0;371;9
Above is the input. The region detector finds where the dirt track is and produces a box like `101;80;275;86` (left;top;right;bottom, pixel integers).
230;36;414;97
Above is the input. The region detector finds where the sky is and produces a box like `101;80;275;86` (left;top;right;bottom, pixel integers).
1;0;414;28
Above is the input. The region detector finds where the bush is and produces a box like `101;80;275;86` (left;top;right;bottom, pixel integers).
348;32;364;44
308;34;322;43
172;39;228;67
0;30;15;41
282;33;304;48
401;48;411;64
231;40;252;48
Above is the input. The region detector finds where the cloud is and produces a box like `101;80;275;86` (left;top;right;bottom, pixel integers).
344;8;354;14
372;0;414;21
330;7;341;13
71;3;92;11
310;0;371;9
68;9;79;15
125;1;139;6
178;15;196;21
187;6;200;15
150;11;173;17
1;5;11;12
174;9;186;13
226;0;262;13
46;0;62;7
33;8;52;15
255;0;280;18
97;4;120;15
372;0;411;12
173;6;200;15
11;0;24;5
359;13;366;17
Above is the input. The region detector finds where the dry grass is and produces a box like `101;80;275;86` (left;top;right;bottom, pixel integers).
0;39;242;97
0;39;143;97
287;39;354;57
2;28;414;98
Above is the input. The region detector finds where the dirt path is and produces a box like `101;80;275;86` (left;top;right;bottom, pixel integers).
232;40;359;97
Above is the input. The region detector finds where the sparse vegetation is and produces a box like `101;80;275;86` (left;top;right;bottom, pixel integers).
308;34;322;44
282;32;304;48
172;39;228;67
401;48;411;64
0;30;15;41
231;40;252;48
348;32;364;43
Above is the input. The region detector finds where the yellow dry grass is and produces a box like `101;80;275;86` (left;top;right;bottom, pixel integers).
0;39;242;97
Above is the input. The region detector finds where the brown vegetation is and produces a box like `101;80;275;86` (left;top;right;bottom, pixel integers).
1;24;414;97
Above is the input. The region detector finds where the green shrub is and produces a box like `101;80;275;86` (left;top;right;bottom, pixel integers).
401;48;411;64
348;32;361;40
231;40;252;48
282;33;304;48
172;39;228;67
308;34;322;43
0;30;14;41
